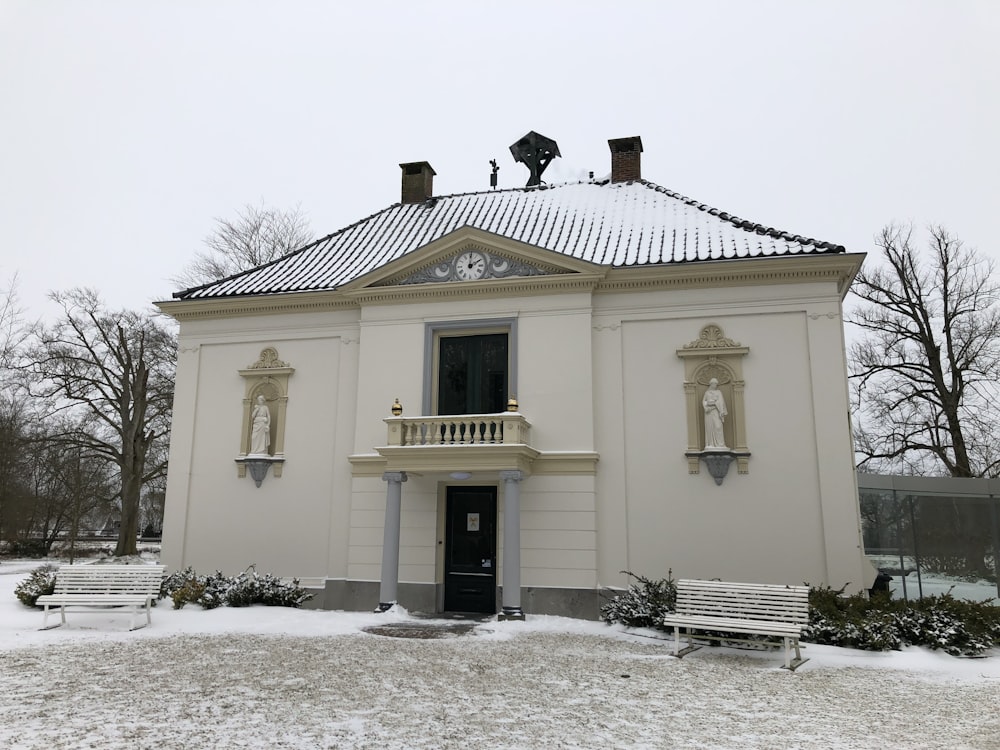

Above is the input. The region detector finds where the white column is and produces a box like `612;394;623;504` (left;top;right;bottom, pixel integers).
500;469;525;620
377;471;407;612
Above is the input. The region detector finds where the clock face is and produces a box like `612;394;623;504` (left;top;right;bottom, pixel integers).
454;250;487;281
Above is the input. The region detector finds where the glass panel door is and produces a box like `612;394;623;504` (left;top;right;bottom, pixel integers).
438;333;507;415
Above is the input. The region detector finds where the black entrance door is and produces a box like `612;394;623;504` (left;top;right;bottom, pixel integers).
444;486;497;613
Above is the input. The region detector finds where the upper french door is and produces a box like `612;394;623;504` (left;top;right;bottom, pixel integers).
436;333;508;415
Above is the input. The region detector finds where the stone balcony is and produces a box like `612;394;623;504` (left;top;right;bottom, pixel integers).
385;412;530;447
375;412;539;475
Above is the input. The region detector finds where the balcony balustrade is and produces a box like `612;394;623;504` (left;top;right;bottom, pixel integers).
384;412;530;447
362;409;596;476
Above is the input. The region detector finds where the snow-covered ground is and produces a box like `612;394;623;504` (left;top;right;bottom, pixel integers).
2;560;999;750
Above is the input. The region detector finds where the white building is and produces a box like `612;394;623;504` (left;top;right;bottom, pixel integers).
158;134;874;618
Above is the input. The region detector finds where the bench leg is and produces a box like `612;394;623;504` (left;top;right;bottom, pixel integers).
128;601;153;631
40;604;64;631
670;627;702;659
781;637;809;671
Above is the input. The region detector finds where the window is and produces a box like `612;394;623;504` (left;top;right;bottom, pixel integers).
425;319;516;416
437;333;507;415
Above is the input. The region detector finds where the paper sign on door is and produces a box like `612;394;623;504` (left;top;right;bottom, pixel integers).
467;513;480;531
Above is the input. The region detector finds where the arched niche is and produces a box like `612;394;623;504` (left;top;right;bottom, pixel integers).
237;347;294;478
676;324;751;476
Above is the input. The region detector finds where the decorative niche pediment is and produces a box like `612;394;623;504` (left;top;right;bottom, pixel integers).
236;347;294;483
676;324;751;483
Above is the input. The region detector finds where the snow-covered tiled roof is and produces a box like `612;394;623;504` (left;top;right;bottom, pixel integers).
174;179;845;300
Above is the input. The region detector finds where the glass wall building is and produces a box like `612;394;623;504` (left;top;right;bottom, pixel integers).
858;474;1000;603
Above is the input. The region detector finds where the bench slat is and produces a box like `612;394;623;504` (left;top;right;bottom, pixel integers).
662;615;802;637
37;595;155;604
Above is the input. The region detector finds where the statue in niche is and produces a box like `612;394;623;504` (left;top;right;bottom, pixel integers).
702;378;728;450
249;395;272;455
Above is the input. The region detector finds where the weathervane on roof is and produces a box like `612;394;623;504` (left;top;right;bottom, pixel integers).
509;131;560;187
489;159;499;189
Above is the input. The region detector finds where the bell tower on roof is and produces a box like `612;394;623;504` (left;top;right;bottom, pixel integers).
509;131;561;187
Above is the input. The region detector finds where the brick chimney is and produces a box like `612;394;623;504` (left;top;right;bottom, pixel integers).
400;161;436;204
608;136;643;183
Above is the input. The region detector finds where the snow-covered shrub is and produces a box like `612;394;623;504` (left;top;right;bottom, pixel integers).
804;585;1000;656
600;571;676;628
161;567;228;609
805;586;905;651
224;566;312;608
892;595;1000;656
172;578;207;610
160;565;312;609
14;564;58;607
198;571;232;609
160;567;193;601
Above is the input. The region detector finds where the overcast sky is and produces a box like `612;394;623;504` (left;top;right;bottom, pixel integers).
2;1;997;322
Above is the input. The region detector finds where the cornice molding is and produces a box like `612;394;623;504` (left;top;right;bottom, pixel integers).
597;253;864;299
157;252;864;322
156;291;356;322
346;449;598;477
374;444;542;476
342;272;606;306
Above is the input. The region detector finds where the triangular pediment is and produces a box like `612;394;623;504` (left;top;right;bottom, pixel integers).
339;226;604;292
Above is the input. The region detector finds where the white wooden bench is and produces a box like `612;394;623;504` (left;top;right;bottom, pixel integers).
35;564;166;631
662;579;811;670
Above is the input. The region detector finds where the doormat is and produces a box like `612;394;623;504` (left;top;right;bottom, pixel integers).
362;622;482;639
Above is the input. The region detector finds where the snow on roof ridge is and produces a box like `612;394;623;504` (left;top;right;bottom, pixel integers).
634;179;845;252
409;178;602;205
396;179;844;253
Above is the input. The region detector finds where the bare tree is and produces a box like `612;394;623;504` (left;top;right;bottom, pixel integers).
25;289;176;557
849;224;1000;576
0;276;31;547
848;224;1000;479
0;274;29;372
172;202;314;290
14;430;113;558
0;393;32;547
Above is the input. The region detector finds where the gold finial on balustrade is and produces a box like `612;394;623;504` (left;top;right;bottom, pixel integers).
391;398;403;416
506;395;518;412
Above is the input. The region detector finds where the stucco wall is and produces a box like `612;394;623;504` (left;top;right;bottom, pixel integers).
161;312;360;581
161;262;870;612
592;280;869;592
